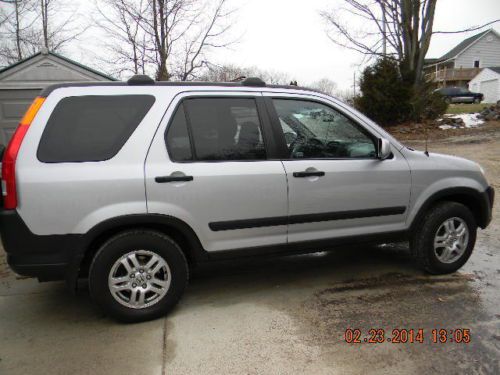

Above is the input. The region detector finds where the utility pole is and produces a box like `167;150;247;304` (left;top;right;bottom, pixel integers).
382;2;387;56
353;71;356;97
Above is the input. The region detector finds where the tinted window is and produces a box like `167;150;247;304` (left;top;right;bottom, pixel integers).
174;98;266;161
165;103;193;161
38;95;155;162
273;99;376;159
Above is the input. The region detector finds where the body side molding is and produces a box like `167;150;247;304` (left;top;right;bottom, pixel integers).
209;206;407;232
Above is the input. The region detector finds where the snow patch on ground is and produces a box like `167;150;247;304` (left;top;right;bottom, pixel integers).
438;113;484;130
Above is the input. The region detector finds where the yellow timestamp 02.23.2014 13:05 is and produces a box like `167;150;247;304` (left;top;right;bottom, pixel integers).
344;328;471;344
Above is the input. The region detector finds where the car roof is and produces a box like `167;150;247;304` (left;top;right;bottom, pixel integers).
39;76;322;97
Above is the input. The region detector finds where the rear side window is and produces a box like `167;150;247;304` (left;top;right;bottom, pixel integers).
166;97;266;162
37;95;155;162
165;103;193;161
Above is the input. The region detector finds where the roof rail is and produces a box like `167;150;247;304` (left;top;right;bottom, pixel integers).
242;77;266;87
128;74;155;85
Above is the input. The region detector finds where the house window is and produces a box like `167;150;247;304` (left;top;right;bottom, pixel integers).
473;60;480;68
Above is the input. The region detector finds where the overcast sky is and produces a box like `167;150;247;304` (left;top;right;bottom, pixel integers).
212;0;500;90
75;0;500;90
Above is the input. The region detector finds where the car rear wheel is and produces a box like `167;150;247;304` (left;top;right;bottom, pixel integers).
89;230;188;322
411;201;477;274
473;98;481;104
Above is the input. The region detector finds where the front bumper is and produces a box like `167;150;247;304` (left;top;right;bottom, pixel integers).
0;209;83;281
484;186;495;228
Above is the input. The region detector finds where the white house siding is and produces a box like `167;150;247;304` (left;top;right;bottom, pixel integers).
469;68;500;103
455;31;500;69
480;79;498;103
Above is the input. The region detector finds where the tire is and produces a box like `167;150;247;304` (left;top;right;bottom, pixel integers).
89;230;189;323
410;201;477;275
444;97;452;104
473;98;481;104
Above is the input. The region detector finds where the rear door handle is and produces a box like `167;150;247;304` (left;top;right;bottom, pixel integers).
293;171;325;178
155;175;194;183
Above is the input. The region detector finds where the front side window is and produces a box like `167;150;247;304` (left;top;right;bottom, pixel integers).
166;98;266;161
38;95;155;162
273;99;376;159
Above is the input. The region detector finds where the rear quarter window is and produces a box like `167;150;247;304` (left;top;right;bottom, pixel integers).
37;95;155;162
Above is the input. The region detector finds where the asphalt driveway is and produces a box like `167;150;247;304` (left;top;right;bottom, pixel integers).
1;132;499;375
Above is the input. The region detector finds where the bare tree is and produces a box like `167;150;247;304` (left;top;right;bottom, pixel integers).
38;0;83;52
198;63;247;81
93;0;235;81
93;0;150;77
0;0;38;64
175;0;236;81
433;19;500;34
199;63;292;84
0;0;82;66
320;0;439;85
146;0;235;81
320;1;499;86
309;78;338;96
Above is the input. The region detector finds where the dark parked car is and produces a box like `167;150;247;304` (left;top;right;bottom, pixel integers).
437;87;484;104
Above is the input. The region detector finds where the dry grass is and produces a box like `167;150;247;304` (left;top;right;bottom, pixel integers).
446;103;494;114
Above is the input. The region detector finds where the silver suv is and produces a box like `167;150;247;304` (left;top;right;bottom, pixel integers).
0;76;494;322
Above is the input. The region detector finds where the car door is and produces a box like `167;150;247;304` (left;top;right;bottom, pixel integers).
457;87;474;103
263;93;411;244
145;91;288;252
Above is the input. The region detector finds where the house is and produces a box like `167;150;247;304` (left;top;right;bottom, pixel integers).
424;28;500;88
0;49;115;146
469;67;500;103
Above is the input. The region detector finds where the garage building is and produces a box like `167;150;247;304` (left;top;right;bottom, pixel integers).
0;50;115;146
468;67;500;103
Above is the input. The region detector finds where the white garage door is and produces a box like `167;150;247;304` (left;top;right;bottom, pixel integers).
480;79;498;103
0;89;41;146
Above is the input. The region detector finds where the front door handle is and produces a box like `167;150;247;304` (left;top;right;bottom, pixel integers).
155;175;194;183
293;171;325;178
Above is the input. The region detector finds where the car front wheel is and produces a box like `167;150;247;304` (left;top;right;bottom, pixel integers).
89;230;189;322
411;201;477;274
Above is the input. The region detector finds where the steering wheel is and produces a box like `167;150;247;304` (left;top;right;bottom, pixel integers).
291;137;324;158
327;140;345;157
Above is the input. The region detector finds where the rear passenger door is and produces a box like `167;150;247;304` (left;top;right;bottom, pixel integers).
145;92;288;252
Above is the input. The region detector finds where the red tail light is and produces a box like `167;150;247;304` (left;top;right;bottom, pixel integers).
2;97;45;209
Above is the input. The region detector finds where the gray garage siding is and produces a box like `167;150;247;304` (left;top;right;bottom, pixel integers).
0;51;116;146
0;89;40;146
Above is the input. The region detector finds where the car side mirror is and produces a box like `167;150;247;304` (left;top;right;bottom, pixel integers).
377;138;391;160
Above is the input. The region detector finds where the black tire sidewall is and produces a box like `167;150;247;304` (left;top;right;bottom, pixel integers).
89;230;188;323
417;202;477;274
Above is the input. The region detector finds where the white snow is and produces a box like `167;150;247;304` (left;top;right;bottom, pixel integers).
438;113;484;130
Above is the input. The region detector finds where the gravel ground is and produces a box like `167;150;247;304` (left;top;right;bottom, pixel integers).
0;128;499;375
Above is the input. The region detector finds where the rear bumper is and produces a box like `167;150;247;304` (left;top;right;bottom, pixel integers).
0;209;83;281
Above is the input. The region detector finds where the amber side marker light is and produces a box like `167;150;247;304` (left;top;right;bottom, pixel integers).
1;96;46;209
